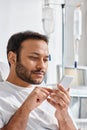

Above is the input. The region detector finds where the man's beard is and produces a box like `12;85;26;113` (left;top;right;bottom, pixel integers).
15;62;46;84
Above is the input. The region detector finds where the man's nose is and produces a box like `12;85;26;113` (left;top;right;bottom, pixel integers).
36;60;46;69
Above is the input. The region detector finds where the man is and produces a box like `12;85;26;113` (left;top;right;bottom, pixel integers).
0;31;77;130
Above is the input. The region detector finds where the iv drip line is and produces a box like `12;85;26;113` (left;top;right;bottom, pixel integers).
74;39;79;68
73;4;82;68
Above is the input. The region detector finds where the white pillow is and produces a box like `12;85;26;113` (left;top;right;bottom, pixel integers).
0;62;9;81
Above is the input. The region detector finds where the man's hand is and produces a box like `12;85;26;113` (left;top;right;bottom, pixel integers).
47;84;70;111
47;85;77;130
47;84;70;121
25;87;52;112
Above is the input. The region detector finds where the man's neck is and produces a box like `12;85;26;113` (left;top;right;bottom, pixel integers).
6;76;32;88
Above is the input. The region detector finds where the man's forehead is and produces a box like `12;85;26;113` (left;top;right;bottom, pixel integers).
21;40;48;51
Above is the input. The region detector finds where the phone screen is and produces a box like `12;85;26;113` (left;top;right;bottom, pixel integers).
59;75;74;88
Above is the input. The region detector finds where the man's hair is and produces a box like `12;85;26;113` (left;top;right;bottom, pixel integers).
7;30;48;56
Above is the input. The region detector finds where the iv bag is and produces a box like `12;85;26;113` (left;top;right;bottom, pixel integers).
42;6;55;35
74;7;82;40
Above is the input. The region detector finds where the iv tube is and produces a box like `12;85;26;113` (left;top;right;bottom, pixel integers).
74;39;79;68
73;5;82;68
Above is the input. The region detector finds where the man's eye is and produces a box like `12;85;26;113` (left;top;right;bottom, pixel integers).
44;59;49;62
29;56;38;60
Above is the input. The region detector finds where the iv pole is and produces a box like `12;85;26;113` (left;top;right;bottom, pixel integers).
61;3;65;77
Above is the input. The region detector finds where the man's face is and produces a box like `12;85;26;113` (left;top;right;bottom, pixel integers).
15;39;49;84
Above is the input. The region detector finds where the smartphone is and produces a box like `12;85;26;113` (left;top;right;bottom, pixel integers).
46;75;74;89
59;75;74;89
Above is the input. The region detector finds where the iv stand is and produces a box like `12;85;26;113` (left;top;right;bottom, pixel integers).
61;3;65;77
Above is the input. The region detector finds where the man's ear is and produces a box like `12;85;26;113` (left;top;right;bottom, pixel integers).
7;51;16;65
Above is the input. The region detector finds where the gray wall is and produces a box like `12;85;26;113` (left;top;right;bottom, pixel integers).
0;0;43;62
